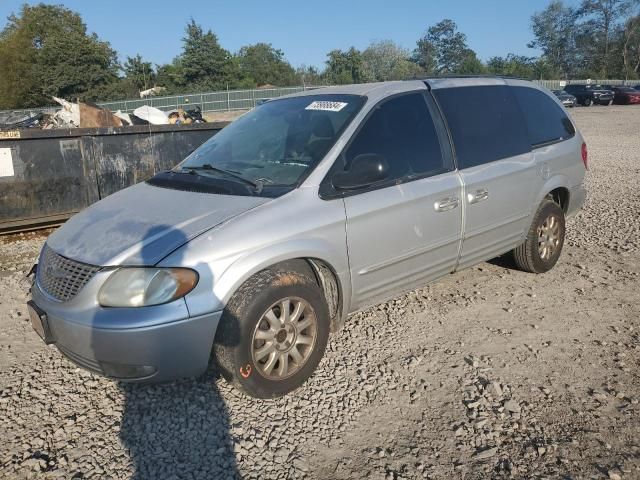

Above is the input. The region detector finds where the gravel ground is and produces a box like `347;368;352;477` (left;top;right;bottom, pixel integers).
1;105;639;480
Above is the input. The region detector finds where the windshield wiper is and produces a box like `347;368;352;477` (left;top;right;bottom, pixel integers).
181;164;259;189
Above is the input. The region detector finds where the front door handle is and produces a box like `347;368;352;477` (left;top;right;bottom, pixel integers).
434;196;459;212
467;188;489;205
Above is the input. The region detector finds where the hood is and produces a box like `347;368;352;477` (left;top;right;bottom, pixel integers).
46;182;269;266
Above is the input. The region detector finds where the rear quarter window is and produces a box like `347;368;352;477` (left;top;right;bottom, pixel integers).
433;85;530;169
512;87;575;147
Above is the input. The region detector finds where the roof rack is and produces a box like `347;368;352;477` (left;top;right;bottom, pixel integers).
410;74;531;81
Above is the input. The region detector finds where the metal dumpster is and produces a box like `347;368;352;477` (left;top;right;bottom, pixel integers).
0;122;227;233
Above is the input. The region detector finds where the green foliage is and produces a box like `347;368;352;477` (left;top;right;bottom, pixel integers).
2;3;640;110
0;3;119;108
123;55;156;92
530;0;640;78
487;54;537;78
361;40;425;81
296;65;326;86
529;1;578;78
325;47;365;84
413;19;479;74
237;43;297;87
621;15;640;78
179;20;238;91
155;60;184;94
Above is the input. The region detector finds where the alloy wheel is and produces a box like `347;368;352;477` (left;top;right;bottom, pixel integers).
251;297;318;380
537;214;560;260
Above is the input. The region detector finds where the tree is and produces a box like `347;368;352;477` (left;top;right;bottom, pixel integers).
529;1;578;78
413;19;480;74
361;40;424;81
155;59;184;94
578;0;637;77
325;47;365;84
236;43;297;86
622;14;640;78
123;54;156;92
486;54;538;78
179;19;238;90
0;4;120;108
456;51;487;74
296;65;326;86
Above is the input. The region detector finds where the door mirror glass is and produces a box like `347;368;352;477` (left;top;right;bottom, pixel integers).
332;153;390;190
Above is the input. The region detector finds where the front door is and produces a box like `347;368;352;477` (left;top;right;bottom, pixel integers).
324;91;464;310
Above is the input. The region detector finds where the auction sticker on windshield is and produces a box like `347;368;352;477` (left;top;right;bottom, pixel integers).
305;101;348;112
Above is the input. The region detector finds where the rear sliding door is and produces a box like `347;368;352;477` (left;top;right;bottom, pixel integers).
432;85;535;270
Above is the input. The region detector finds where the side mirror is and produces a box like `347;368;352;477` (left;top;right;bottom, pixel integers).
332;153;390;191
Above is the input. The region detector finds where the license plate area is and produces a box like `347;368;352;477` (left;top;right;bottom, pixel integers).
27;300;54;344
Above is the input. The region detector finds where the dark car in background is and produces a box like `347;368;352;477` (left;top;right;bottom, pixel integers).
611;86;640;105
552;90;577;107
563;84;614;106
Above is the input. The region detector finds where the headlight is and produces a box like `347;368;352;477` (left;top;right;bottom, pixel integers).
98;268;198;307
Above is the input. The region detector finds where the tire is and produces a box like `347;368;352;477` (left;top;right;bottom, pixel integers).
213;268;330;398
512;198;566;274
583;98;592;107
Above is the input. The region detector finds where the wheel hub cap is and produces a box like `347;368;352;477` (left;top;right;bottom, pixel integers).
537;214;560;260
251;297;318;380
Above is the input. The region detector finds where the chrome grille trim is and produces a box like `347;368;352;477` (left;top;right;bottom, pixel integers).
36;245;101;302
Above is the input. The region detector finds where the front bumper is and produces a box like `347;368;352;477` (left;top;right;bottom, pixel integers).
593;95;613;105
30;282;222;383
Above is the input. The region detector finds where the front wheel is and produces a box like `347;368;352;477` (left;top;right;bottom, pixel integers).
512;199;566;274
583;98;592;107
213;268;330;398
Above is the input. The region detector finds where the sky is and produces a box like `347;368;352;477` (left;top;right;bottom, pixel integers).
0;0;581;69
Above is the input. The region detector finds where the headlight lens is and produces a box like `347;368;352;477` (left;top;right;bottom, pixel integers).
98;268;198;307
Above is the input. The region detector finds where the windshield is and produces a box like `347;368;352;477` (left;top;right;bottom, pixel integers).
175;94;365;192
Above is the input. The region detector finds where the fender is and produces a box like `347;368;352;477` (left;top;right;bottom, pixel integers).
525;173;571;227
181;237;352;324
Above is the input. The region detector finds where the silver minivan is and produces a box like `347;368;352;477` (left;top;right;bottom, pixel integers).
28;78;587;398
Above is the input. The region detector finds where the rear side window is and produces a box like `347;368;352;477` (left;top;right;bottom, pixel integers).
433;86;530;169
512;87;575;147
344;92;449;180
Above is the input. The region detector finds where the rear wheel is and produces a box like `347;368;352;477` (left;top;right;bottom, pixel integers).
213;268;330;398
512;199;566;274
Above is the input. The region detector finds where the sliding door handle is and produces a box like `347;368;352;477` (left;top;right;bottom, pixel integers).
434;196;459;212
467;188;489;204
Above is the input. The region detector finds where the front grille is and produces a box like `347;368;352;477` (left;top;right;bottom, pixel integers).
36;245;101;301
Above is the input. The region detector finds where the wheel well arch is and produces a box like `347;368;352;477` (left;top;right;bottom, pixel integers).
266;258;344;333
548;187;569;213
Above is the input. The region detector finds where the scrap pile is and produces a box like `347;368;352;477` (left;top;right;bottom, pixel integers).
0;98;206;131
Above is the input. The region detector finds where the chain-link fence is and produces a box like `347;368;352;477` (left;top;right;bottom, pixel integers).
535;78;628;90
1;85;324;118
99;85;325;113
2;79;636;118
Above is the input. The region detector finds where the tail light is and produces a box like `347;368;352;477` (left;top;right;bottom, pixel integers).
581;142;588;170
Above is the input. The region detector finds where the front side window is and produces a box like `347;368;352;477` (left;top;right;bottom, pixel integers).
337;93;448;183
433;86;530;169
512;87;575;147
170;94;365;196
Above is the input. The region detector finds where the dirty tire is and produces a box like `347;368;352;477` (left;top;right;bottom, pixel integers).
512;198;566;274
213;268;330;399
